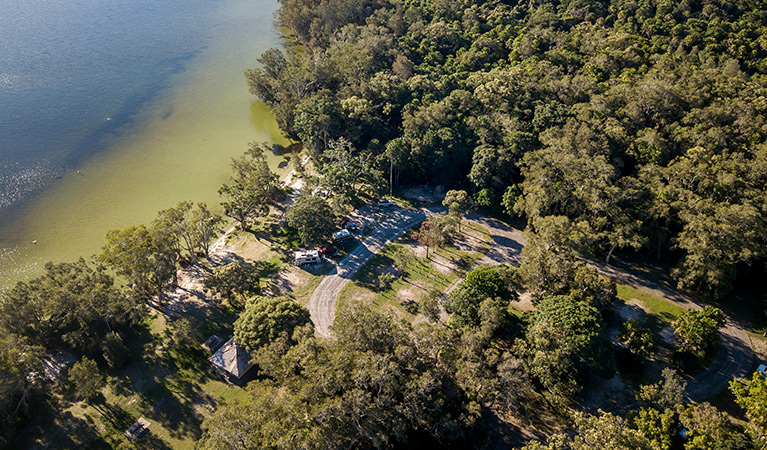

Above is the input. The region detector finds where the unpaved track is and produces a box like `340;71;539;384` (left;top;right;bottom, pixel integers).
594;263;753;400
308;206;428;337
471;216;754;401
308;210;753;399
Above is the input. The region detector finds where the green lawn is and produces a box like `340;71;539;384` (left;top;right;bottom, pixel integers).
337;226;491;322
616;283;686;327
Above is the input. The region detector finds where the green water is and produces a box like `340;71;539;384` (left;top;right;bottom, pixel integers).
0;1;290;287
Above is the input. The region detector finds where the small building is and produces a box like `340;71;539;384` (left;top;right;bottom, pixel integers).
295;249;321;265
209;337;254;385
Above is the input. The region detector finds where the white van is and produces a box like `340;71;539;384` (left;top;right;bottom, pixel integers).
332;229;353;243
295;249;321;265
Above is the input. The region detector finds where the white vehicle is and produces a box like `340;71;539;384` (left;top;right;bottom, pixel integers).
377;198;394;207
295;249;321;265
332;229;353;243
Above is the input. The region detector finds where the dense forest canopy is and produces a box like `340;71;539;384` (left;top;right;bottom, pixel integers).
247;0;767;298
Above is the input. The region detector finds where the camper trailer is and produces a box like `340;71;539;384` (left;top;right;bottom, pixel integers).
295;249;321;265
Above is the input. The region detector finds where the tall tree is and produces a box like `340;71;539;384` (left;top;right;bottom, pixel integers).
219;142;283;230
442;190;472;232
234;296;312;352
0;334;43;427
68;357;104;403
153;201;222;264
100;224;175;298
285;194;335;246
516;295;611;401
0;259;137;353
672;306;726;354
730;371;767;448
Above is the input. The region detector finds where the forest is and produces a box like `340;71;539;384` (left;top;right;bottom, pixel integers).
2;0;767;448
247;0;767;300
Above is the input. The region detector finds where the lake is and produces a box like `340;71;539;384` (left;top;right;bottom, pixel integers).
0;0;289;286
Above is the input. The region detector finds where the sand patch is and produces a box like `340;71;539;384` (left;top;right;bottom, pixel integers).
512;291;535;312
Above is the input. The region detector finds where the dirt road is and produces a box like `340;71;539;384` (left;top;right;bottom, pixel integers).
469;216;754;401
308;206;428;337
307;209;753;399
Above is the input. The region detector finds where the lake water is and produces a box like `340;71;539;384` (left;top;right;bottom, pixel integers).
0;0;288;286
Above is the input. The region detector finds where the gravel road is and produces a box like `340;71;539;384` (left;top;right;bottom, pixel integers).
308;205;428;337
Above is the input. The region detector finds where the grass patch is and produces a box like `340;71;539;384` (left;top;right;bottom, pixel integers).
289;266;330;306
617;284;685;327
337;227;492;323
16;309;248;450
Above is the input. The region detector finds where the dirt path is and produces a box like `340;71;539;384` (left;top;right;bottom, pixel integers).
308;206;429;337
467;216;754;402
304;203;753;398
594;262;753;400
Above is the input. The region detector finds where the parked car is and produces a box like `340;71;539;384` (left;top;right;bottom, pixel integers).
332;229;353;243
346;221;359;231
377;198;394;207
318;246;339;257
337;218;350;228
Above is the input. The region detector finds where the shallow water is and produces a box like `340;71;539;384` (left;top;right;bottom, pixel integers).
0;0;289;286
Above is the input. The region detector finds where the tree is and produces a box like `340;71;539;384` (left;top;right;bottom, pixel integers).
637;368;687;411
234;296;312;352
444;284;485;329
68;357;104;402
102;332;129;369
0;334;43;425
0;259;138;354
501;185;522;217
202;304;479;449
518;216;588;295
319;138;382;201
194;203;224;260
285;195;335;246
672;306;726;354
464;264;515;301
219;142;283;230
391;247;414;279
678;402;752;450
442;189;472;232
619;320;656;357
446;265;516;329
521;411;654;450
153;201;223;264
568;266;617;310
100;225;175;298
415;217;448;258
631;407;676;450
203;262;260;305
516;295;611;401
730;371;767;448
169;317;201;348
419;288;442;323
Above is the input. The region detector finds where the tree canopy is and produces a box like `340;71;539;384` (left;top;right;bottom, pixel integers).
233;296;312;352
247;0;767;299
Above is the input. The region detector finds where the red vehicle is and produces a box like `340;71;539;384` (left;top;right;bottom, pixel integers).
318;246;339;257
337;218;350;228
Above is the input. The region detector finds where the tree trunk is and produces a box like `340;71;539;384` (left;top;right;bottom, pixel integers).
605;242;617;265
389;157;394;197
